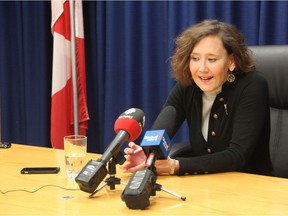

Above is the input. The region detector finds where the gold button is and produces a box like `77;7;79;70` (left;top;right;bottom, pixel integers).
213;114;218;119
207;148;211;153
219;98;224;102
211;131;216;136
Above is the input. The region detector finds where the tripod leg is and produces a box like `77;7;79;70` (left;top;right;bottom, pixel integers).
120;181;127;186
160;186;186;201
89;182;107;198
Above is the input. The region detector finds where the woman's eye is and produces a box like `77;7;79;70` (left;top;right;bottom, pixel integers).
208;58;217;62
191;56;199;61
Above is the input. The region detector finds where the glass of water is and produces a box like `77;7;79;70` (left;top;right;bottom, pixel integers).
64;135;87;181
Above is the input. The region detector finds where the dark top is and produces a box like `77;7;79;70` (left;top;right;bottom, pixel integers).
163;70;273;176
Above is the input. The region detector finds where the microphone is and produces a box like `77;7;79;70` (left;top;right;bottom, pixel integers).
150;105;176;138
75;108;145;193
141;105;177;160
141;129;171;160
121;106;176;209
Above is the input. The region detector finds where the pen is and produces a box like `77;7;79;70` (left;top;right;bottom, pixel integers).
131;148;143;155
125;147;143;158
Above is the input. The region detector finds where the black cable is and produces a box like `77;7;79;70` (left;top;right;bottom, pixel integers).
0;184;80;194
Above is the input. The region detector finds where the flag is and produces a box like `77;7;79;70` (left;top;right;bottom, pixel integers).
51;0;89;149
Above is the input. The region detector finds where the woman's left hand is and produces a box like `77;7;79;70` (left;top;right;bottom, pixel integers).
120;142;146;173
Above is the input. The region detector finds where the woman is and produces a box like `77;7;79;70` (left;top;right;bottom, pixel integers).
120;19;273;176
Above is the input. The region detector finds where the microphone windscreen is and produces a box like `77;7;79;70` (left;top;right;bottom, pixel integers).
114;118;142;142
150;106;176;139
114;108;145;142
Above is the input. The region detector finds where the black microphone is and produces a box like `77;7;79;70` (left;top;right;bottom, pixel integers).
150;105;176;138
121;106;176;209
141;105;177;160
75;108;145;193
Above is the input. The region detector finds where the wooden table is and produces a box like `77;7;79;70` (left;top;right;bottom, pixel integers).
0;144;287;215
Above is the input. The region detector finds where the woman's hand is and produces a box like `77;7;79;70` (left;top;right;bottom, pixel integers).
120;142;180;175
120;142;146;173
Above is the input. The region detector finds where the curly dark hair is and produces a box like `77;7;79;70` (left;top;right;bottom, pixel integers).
171;19;256;86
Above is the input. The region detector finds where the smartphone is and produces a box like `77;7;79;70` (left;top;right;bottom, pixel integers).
20;167;60;174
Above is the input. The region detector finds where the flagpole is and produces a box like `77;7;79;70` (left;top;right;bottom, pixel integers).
69;0;79;135
0;92;11;147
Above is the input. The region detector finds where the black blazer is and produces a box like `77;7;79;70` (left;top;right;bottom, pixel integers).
163;70;273;175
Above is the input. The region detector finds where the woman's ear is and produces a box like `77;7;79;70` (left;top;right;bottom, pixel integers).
229;54;236;71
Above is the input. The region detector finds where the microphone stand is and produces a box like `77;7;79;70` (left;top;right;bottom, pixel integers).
89;157;126;198
121;150;186;209
121;170;186;201
152;181;186;201
146;154;186;201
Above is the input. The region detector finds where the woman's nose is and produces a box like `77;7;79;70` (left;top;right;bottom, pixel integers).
199;60;208;72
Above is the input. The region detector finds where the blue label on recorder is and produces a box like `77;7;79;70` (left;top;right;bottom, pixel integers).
141;130;171;159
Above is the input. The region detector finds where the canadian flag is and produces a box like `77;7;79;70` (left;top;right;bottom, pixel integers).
51;0;89;149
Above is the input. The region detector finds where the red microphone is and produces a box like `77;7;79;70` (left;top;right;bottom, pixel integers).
75;108;145;193
99;108;145;164
114;108;145;142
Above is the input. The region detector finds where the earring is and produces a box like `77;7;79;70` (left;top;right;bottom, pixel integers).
227;70;235;83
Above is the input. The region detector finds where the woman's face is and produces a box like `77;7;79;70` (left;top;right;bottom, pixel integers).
189;35;235;93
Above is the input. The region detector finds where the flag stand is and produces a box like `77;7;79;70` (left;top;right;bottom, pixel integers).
0;92;11;148
69;0;79;135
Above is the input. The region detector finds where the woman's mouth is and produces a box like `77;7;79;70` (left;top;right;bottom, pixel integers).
199;76;213;81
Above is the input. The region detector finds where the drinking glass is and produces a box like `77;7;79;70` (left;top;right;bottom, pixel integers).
64;135;87;181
